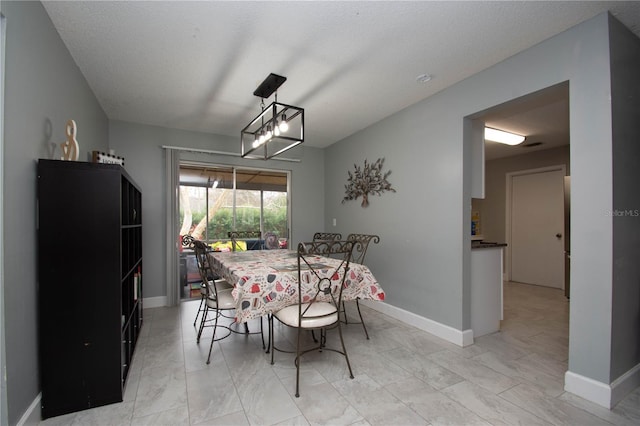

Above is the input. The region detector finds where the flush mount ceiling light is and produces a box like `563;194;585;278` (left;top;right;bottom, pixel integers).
241;73;304;160
484;127;526;145
416;73;432;83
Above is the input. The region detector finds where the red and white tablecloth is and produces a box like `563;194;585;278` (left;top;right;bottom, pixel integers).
208;249;385;323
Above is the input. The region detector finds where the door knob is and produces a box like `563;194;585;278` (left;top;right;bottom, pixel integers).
556;233;562;239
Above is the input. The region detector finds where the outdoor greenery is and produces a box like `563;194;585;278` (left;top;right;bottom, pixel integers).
186;207;287;240
179;187;288;242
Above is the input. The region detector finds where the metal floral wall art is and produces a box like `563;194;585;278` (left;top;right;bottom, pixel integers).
342;158;396;208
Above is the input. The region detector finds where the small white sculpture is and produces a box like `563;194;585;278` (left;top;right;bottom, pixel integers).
60;119;79;161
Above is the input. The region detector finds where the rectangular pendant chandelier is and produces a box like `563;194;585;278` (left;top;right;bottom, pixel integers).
241;73;304;160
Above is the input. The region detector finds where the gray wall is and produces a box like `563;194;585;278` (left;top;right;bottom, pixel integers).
609;15;640;382
325;12;630;390
326;100;466;328
474;145;570;244
2;2;638;422
109;120;325;300
1;1;108;424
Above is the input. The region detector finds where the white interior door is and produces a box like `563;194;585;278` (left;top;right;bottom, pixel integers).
510;168;565;289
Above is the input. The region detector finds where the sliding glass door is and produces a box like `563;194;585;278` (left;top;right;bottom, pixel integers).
178;163;290;298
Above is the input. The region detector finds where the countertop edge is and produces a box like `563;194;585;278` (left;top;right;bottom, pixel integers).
471;243;507;249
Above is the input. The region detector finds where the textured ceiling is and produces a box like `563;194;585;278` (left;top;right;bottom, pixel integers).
42;1;640;157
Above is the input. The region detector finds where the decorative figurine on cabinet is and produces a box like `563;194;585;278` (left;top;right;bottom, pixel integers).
60;119;79;161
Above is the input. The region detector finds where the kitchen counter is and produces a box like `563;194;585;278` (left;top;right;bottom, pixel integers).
470;243;505;338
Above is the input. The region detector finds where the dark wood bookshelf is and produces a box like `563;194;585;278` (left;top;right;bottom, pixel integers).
37;159;143;419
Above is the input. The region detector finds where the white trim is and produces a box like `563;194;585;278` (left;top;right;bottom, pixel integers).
359;300;474;347
143;296;167;309
161;145;301;163
610;362;640;407
564;363;640;409
0;11;7;426
565;371;611;408
16;393;40;426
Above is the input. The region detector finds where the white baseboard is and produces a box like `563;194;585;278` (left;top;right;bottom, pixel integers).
610;363;640;407
17;392;40;426
359;300;474;347
142;296;167;309
144;297;474;347
565;362;640;408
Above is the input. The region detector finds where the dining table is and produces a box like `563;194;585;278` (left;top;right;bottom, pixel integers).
207;249;385;323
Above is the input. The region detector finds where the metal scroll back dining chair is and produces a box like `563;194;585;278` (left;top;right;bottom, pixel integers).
309;233;344;342
270;240;356;397
228;230;263;251
312;232;342;242
180;234;233;327
193;240;236;362
193;240;265;364
343;233;380;339
182;235;233;327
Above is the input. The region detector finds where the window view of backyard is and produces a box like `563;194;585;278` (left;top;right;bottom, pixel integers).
178;164;289;247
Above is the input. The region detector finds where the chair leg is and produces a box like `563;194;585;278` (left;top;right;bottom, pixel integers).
197;304;208;343
295;325;302;398
206;310;220;364
244;322;250;333
337;323;354;379
269;315;275;364
193;295;204;327
260;317;266;350
265;315;271;354
342;301;348;324
355;299;370;340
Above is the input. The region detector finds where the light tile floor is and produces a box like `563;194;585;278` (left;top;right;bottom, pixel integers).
40;282;640;425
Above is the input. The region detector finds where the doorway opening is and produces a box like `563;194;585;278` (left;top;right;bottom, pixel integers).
468;81;570;377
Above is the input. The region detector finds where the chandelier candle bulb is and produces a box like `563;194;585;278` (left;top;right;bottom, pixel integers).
279;115;289;132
